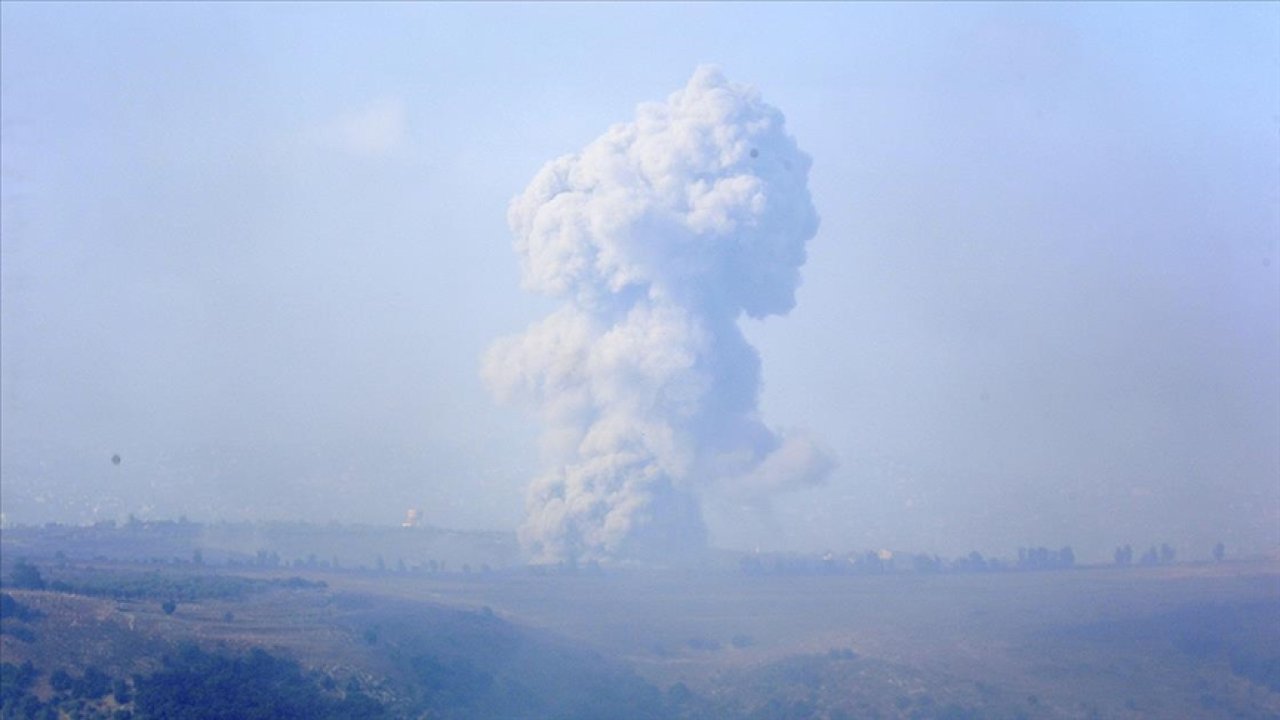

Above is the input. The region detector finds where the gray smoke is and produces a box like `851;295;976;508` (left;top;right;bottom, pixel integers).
484;67;830;564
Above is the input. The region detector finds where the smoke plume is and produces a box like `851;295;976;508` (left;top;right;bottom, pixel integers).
485;67;829;564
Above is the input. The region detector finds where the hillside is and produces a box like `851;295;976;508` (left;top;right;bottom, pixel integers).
2;525;1278;719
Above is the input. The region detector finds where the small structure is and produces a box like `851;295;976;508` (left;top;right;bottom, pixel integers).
401;508;422;528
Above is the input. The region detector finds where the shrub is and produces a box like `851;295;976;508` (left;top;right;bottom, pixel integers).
9;560;45;590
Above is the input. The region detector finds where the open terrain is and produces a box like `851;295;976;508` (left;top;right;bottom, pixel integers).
2;523;1277;719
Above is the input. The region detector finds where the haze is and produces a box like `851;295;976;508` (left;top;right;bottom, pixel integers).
2;2;1276;563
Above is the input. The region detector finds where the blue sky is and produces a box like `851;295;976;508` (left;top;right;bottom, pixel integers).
2;2;1277;561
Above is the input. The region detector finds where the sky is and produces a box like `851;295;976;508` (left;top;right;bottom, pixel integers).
2;2;1277;562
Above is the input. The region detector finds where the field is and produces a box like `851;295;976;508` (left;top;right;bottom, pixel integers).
321;562;1280;718
2;523;1278;719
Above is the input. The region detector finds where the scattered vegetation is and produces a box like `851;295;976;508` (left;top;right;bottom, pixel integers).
1;645;387;720
0;593;41;644
0;594;41;623
7;561;44;591
6;564;327;602
1;522;1275;719
134;643;386;719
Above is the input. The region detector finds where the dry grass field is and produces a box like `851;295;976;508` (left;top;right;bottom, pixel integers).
3;526;1277;719
321;561;1280;718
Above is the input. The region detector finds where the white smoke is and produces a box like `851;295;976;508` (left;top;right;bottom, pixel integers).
484;67;830;564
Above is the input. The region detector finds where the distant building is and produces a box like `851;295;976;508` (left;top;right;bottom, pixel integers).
401;508;422;528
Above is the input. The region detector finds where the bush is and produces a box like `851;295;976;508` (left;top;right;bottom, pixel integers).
113;678;132;703
0;661;38;704
9;560;45;590
78;667;112;699
134;644;387;719
50;668;73;693
687;637;721;651
3;625;36;643
0;592;43;621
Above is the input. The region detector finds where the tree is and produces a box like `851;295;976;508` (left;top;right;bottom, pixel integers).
74;667;112;699
133;644;387;719
50;669;73;693
162;599;177;615
0;660;38;706
10;560;45;590
1058;546;1075;569
112;678;132;704
1213;542;1225;562
1160;543;1176;564
912;554;941;574
1114;544;1133;566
